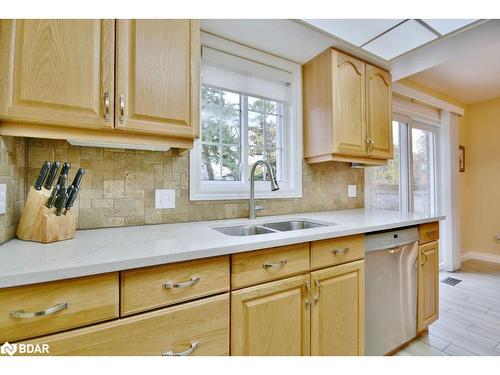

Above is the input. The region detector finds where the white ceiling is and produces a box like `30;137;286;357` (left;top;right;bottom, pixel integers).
408;40;500;104
301;19;478;60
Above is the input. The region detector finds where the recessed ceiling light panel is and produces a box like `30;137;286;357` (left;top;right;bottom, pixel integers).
362;19;438;60
422;19;478;35
302;19;403;46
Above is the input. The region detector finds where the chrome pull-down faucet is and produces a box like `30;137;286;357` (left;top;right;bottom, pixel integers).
249;160;279;220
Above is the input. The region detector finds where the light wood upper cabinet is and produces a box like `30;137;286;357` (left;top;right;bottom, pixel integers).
115;20;200;138
334;53;367;157
366;64;393;159
417;241;439;332
231;274;311;356
310;260;365;355
0;20;114;129
303;48;392;165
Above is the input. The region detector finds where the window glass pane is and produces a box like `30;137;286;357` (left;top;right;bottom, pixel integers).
248;111;265;147
222;145;241;181
249;97;277;114
201;143;221;181
201;86;242;181
364;121;400;211
412;127;434;215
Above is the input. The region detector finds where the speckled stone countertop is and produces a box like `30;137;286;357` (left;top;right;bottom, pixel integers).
0;208;444;288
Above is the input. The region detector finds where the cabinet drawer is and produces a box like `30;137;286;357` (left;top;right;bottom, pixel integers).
311;235;365;270
419;222;440;244
24;293;229;356
120;256;229;316
0;273;119;342
231;243;310;289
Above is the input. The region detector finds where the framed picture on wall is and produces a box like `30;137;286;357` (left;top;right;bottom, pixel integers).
459;145;465;172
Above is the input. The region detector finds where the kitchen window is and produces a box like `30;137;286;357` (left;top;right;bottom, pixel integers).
365;114;438;215
190;33;302;200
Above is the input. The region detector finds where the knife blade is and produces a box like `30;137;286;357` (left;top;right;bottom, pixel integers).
57;162;71;187
44;161;61;190
34;161;51;191
64;186;79;213
55;191;69;216
70;168;85;189
46;185;61;209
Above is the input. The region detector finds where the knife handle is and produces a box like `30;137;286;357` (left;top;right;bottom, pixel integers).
46;185;61;209
34;161;51;191
71;168;85;188
57;173;68;190
56;192;69;216
57;162;71;186
65;186;79;212
44;161;61;190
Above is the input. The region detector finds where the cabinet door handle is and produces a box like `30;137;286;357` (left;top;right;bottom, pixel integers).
313;278;321;304
119;94;125;124
369;138;375;153
103;92;110;123
305;280;312;308
262;260;287;270
10;302;68;319
332;247;349;256
162;342;200;356
163;276;200;289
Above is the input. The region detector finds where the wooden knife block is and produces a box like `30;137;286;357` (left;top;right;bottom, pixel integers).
16;187;76;243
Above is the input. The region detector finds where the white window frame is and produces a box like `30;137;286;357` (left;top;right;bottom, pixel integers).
391;113;439;215
190;33;302;201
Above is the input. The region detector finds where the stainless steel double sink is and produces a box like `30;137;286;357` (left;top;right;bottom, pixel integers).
214;220;333;236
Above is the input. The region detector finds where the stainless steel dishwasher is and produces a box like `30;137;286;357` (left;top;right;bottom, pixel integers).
365;226;420;356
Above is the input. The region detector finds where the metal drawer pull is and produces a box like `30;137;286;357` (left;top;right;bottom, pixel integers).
333;248;349;256
421;252;428;266
119;94;125;124
262;260;288;270
10;302;68;319
103;92;110;122
313;279;321;304
305;280;312;308
163;276;200;289
163;342;200;356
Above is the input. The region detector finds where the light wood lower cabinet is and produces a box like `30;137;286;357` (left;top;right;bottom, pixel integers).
0;273;119;342
231;274;311;356
24;293;229;356
417;241;439;332
310;260;365;355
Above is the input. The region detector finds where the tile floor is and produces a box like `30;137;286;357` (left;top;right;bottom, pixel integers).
396;259;500;356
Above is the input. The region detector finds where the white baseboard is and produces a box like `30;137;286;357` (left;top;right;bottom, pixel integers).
461;250;500;264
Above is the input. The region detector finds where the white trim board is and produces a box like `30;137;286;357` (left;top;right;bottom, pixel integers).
461;251;500;265
392;82;464;116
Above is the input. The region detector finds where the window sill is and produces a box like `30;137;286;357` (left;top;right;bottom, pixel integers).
189;189;302;201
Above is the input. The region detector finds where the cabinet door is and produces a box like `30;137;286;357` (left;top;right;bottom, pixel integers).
366;64;392;159
115;20;200;137
0;20;114;129
231;274;311;355
23;294;229;356
310;260;364;355
417;241;439;332
333;51;367;157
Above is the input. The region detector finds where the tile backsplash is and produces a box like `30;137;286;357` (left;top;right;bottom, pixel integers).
0;136;364;242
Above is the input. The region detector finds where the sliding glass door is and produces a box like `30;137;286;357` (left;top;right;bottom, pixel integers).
365;115;438;215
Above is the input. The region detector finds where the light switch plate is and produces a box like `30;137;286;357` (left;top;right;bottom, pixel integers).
155;189;176;209
0;184;6;214
348;185;357;198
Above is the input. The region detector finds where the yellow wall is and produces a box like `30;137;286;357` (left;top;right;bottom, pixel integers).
461;97;500;255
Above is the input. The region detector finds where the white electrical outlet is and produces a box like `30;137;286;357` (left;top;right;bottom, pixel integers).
155;189;176;209
0;184;6;214
348;184;357;198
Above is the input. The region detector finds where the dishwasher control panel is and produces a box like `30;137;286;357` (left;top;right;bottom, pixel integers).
365;227;419;252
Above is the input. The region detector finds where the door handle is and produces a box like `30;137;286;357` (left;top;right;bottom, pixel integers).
119;94;125;124
103;92;110;123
